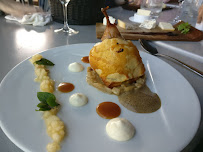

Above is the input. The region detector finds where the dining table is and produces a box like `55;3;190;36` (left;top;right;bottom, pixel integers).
0;5;202;152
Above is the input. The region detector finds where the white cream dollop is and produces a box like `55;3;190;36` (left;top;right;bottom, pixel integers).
68;62;84;72
69;93;88;107
106;118;135;141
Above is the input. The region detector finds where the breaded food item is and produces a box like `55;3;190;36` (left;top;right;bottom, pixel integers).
86;67;146;95
89;38;145;88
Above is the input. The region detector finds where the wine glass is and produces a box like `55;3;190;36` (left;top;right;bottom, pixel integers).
172;0;184;24
141;0;163;19
54;0;79;34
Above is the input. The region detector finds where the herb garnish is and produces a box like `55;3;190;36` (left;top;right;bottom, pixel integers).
36;92;60;111
177;22;191;34
35;58;55;66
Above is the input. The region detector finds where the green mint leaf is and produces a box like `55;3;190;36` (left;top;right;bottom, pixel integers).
37;103;48;108
37;92;56;104
35;107;51;111
177;22;191;34
47;98;60;107
36;92;59;112
184;22;190;27
178;26;182;30
35;58;54;66
178;24;184;31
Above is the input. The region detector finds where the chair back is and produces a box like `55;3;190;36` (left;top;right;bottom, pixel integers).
50;0;105;25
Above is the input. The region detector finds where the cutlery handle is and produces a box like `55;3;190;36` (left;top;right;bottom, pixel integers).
157;54;203;78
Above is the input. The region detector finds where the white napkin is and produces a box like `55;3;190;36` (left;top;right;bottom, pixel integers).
5;13;52;26
195;21;203;31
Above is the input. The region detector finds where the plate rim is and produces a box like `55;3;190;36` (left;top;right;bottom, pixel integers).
0;43;201;152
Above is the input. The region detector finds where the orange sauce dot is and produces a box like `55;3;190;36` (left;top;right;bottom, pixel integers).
81;56;89;63
96;102;121;119
58;82;74;93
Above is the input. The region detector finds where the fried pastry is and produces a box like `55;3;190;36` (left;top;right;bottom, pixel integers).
87;7;161;114
88;7;145;88
89;38;145;87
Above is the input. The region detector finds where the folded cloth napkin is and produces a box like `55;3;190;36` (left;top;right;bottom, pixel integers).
5;13;51;26
195;22;203;31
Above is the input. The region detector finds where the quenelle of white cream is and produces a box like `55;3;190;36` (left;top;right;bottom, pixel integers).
68;62;84;72
106;118;135;141
69;93;88;107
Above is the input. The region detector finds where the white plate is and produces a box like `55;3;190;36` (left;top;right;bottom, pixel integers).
0;43;201;152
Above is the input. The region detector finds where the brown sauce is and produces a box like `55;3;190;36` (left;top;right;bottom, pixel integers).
87;67;161;113
118;85;161;113
96;102;121;119
81;56;89;63
58;82;74;93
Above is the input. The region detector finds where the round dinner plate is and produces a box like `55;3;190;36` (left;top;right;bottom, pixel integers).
0;43;201;152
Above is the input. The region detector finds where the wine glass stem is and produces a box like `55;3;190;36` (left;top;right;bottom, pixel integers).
174;1;183;22
63;1;70;30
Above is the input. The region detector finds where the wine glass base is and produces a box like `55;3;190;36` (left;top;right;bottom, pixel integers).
150;15;159;19
149;13;160;20
172;18;182;25
54;27;79;35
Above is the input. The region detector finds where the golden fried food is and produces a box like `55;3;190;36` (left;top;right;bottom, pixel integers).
89;38;145;88
87;7;161;114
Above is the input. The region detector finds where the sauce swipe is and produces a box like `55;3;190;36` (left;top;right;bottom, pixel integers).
96;102;121;119
58;82;74;93
118;85;161;113
81;56;89;63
